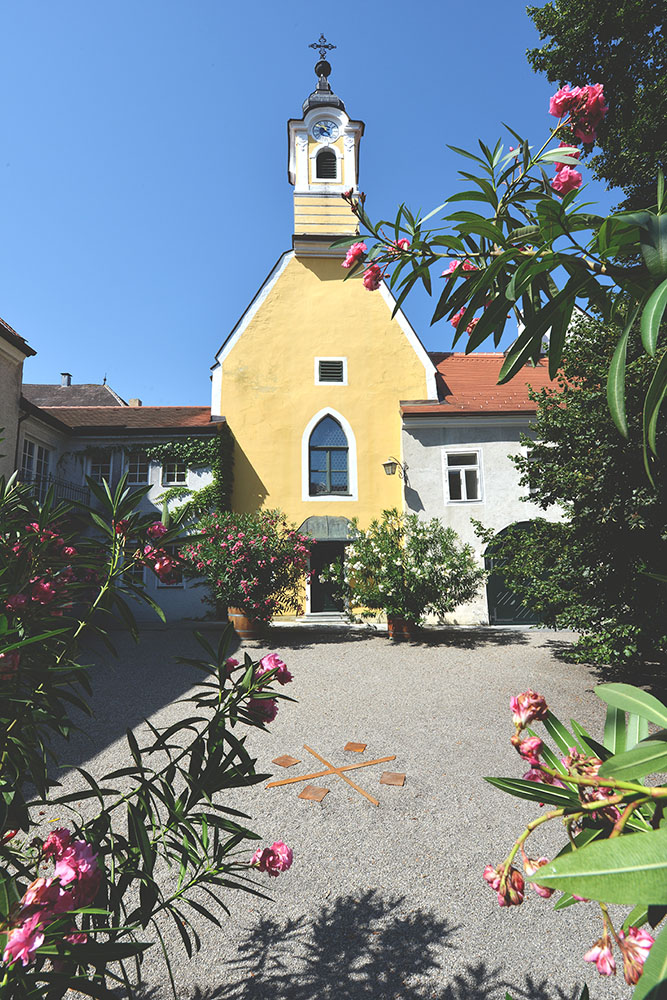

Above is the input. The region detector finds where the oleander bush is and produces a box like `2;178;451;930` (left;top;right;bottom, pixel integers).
0;474;294;998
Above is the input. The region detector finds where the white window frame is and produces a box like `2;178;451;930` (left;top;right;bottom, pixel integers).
314;356;348;386
89;455;112;484
443;449;483;504
301;408;358;502
22;438;51;478
126;451;150;486
161;460;188;486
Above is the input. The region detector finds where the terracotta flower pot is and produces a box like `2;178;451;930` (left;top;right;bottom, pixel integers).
228;607;268;639
386;615;422;640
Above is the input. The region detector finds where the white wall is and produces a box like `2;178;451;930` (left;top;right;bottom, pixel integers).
401;414;561;623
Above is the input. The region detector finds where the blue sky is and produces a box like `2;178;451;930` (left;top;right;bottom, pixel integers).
2;1;619;405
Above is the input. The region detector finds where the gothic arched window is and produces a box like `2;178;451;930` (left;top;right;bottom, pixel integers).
309;415;348;495
316;148;337;180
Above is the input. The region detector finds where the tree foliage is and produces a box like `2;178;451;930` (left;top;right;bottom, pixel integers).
527;0;666;210
484;316;667;666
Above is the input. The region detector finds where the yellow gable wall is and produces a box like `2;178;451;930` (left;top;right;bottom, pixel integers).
218;253;432;531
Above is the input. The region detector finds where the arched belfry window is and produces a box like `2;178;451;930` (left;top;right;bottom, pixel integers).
316;148;337;180
309;416;349;495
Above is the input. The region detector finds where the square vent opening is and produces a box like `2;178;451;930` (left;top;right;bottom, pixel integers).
318;359;345;383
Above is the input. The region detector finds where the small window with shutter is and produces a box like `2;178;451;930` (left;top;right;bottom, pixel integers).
315;148;338;180
315;357;347;385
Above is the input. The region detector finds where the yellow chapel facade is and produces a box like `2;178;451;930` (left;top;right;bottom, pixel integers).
210;52;438;611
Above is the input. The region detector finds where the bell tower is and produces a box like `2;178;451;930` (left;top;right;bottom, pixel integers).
287;36;364;257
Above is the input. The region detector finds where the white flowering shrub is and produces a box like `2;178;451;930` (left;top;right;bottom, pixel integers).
322;509;484;625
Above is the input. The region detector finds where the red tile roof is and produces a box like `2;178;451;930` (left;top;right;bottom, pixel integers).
39;406;217;433
401;353;559;415
0;316;36;357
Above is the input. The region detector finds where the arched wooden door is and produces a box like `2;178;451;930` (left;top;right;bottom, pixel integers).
485;522;540;625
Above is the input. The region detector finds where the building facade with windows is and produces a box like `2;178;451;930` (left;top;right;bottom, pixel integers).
400;353;561;623
10;372;218;621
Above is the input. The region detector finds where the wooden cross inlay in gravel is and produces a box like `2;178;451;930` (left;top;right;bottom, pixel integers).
266;743;399;807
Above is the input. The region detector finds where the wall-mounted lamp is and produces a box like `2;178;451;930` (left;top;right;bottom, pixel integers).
382;456;409;482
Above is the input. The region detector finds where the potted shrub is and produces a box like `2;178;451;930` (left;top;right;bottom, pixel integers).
322;509;484;637
182;509;313;635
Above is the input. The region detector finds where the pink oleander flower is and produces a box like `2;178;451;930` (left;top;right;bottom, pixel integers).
511;690;548;729
549;84;583;118
0;651;20;681
251;840;293;876
247;697;279;724
483;864;502;890
483;864;524;906
390;238;411;253
574;83;608;143
450;308;465;329
21;876;63;910
31;578;57;605
64;930;88;945
225;657;240;674
114;519;130;535
551;165;582;196
42;828;72;860
5;593;28;612
362;264;383;291
523;766;565;788
517;735;544;765
584;937;616;977
2;913;45;967
256;653;293;686
497;866;524;907
147;522;168;539
618;926;654;985
341;242;367;268
442;259;478;277
523;856;554;898
53;839;100;908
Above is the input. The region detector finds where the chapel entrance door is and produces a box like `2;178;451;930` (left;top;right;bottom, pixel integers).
298;516;351;615
309;541;346;612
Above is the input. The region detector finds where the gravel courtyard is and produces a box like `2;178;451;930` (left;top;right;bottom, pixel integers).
58;623;628;1000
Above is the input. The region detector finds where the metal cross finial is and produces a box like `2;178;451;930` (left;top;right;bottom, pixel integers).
308;33;336;60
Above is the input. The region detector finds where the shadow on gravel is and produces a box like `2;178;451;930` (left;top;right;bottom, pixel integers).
268;627;533;651
544;639;667;702
123;889;587;1000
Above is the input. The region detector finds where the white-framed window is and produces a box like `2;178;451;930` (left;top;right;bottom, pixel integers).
444;450;483;502
161;460;188;486
126;452;150;485
301;408;358;502
89;456;112;484
155;546;184;589
21;439;51;481
315;357;347;385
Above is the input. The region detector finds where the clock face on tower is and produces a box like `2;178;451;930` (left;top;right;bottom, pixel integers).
311;119;340;142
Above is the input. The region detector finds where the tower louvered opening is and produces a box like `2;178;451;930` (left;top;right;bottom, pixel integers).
316;148;337;180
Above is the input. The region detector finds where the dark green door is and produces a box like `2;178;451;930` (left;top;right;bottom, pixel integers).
485;523;540;625
309;541;346;612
